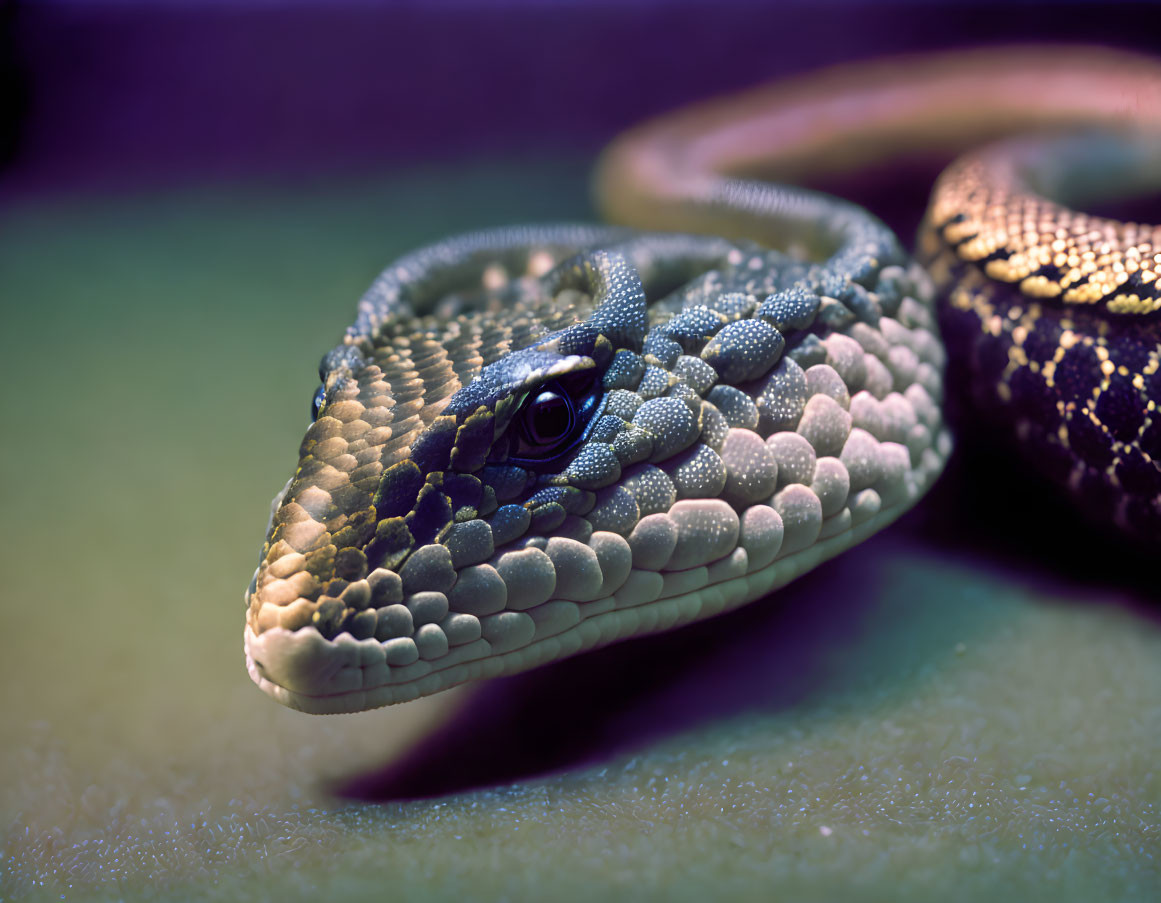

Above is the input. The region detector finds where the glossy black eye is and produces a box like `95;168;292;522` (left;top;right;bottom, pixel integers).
311;385;326;421
507;374;602;464
524;390;573;445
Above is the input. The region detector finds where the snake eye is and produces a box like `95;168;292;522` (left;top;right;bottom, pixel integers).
524;390;572;445
509;373;601;464
513;388;576;460
311;385;326;421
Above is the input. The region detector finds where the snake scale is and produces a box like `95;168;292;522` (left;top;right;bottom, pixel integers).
245;47;1161;714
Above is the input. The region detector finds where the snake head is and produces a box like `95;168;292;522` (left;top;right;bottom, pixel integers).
245;227;949;713
245;236;659;711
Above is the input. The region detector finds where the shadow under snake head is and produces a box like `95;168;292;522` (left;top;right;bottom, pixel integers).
246;225;947;713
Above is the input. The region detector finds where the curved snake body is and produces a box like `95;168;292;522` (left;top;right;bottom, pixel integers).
924;134;1161;537
246;47;1161;714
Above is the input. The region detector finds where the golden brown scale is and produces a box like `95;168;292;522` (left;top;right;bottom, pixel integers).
929;150;1161;315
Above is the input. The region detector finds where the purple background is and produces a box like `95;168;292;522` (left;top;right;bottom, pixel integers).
3;0;1160;197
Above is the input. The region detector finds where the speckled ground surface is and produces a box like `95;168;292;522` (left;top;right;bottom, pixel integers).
1;161;1158;902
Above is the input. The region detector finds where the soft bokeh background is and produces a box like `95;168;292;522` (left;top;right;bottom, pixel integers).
1;2;1159;901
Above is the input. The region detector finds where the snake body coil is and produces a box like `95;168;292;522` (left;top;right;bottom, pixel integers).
924;135;1161;537
246;47;1161;713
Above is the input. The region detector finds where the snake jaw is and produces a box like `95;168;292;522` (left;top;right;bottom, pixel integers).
246;227;950;713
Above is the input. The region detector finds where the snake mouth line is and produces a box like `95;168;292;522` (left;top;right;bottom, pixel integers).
245;443;947;715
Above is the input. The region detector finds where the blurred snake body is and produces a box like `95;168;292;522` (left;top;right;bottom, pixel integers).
245;47;1161;714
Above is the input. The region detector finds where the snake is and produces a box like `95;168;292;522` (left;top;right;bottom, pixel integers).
244;46;1161;715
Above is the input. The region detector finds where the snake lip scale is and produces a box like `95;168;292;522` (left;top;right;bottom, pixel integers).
245;47;1161;714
